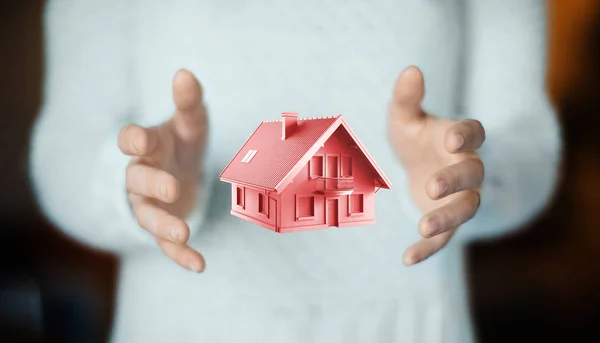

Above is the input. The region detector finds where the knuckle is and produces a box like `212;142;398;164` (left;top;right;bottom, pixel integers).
156;174;177;201
166;176;181;201
153;174;169;199
446;167;461;190
156;218;172;240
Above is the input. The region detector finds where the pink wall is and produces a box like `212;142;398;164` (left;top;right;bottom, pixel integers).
230;184;279;230
279;127;376;230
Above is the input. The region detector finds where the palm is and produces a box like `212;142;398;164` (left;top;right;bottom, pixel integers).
387;66;485;266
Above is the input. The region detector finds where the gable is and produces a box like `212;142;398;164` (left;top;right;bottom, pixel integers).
274;119;392;192
219;114;391;193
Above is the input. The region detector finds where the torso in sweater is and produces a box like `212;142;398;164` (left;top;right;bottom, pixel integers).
43;0;474;342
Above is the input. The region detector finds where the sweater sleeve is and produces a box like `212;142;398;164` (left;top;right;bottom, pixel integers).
451;0;563;243
28;1;209;254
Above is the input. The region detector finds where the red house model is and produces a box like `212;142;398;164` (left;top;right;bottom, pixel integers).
219;112;392;233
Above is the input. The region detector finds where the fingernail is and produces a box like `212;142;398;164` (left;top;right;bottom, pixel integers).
170;227;180;241
427;218;441;236
403;253;418;266
454;134;465;149
436;180;448;197
188;262;203;273
131;137;139;153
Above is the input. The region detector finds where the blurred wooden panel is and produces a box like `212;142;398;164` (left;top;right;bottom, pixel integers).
547;0;600;104
0;2;118;342
470;1;600;342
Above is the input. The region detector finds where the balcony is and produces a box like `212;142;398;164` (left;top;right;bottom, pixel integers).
314;177;354;195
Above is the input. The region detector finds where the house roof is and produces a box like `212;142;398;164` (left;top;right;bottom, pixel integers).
219;114;392;193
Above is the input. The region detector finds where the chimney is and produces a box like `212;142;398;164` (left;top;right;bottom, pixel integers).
281;112;298;140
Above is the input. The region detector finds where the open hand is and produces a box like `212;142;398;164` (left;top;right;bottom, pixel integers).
118;69;208;272
388;66;485;266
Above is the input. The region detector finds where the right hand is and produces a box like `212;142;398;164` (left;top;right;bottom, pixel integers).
118;69;208;272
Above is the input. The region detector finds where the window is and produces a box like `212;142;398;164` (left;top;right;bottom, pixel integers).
326;155;339;178
310;155;324;178
341;155;353;177
349;193;364;215
296;196;315;219
241;149;258;163
236;187;244;208
258;193;268;216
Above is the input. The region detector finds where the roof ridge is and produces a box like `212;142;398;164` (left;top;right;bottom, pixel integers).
261;114;343;123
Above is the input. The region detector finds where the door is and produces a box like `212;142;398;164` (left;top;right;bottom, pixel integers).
326;198;339;227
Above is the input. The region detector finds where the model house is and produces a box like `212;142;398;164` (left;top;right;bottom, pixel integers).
219;112;392;233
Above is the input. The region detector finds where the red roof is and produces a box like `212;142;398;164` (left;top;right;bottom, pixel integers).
219;114;391;193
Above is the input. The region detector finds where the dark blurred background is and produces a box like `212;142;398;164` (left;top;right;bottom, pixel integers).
1;1;599;342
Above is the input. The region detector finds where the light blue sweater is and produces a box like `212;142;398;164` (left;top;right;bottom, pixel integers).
29;0;561;342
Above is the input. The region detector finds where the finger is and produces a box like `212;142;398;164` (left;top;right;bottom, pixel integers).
118;124;159;156
157;238;206;272
171;69;208;142
130;194;190;243
126;163;181;203
389;65;426;124
444;119;486;153
403;229;455;266
426;158;484;200
418;190;480;238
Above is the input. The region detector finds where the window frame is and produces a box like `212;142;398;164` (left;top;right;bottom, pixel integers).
309;154;325;179
348;193;364;216
236;186;245;209
341;154;353;177
295;195;315;220
258;192;269;217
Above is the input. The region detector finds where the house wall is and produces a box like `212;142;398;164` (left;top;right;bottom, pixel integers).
279;126;377;231
230;184;278;231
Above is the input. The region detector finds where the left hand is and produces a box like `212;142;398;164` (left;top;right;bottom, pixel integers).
388;66;486;266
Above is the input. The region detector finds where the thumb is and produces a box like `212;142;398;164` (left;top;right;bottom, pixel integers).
171;69;208;142
389;65;426;124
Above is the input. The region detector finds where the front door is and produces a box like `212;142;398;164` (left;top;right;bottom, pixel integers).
326;198;339;227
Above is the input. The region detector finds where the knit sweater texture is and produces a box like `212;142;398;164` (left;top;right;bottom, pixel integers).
29;0;561;342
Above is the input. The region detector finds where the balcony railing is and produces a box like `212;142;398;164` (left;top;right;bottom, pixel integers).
314;177;354;194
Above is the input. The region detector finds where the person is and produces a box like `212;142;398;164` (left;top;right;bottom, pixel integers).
28;0;562;342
